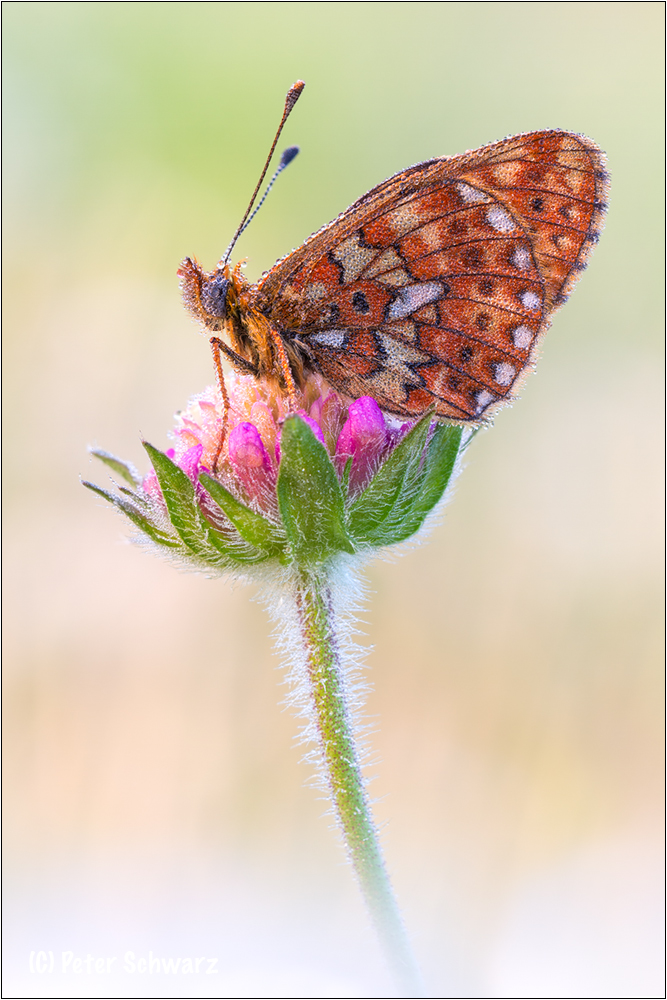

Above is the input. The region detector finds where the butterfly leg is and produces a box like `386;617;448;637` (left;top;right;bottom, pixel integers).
209;337;259;473
210;336;260;377
209;338;230;473
267;327;299;406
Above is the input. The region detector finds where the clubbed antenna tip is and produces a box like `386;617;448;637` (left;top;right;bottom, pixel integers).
280;146;300;168
238;146;301;239
285;80;305;114
221;81;306;266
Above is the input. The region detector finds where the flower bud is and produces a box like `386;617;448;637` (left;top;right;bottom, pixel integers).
336;396;392;493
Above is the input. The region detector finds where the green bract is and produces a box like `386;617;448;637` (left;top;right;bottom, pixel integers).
84;413;463;573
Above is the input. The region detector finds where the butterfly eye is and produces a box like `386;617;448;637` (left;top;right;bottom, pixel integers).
202;276;230;319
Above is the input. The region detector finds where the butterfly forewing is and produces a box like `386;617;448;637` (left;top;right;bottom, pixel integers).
253;130;607;421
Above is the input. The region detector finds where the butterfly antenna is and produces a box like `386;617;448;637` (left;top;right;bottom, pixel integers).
220;80;305;266
237;146;300;239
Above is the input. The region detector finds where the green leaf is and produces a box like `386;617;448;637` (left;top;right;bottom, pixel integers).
346;411;433;543
90;449;141;487
341;456;352;498
348;417;463;547
142;444;270;567
82;480;179;547
416;423;462;511
142;442;227;562
377;423;463;545
203;526;273;564
199;472;285;558
277;416;355;563
118;485;149;505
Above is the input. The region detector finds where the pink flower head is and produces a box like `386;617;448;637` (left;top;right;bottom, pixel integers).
102;368;463;556
336;396;393;493
88;364;463;571
228;421;276;505
159;372;407;520
179;443;205;482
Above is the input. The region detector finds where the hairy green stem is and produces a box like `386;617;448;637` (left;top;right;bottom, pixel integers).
294;570;425;998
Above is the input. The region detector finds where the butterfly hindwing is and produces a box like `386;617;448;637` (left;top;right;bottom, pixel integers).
253;130;607;421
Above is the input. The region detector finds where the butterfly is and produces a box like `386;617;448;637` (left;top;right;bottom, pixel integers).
179;82;608;423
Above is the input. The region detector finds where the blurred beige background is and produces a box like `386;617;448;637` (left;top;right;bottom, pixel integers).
3;3;664;997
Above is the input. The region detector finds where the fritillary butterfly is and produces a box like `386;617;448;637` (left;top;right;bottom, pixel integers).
180;82;608;422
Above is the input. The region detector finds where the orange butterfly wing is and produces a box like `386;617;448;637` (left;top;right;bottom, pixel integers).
252;130;608;421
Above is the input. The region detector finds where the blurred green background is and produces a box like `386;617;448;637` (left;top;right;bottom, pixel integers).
3;3;664;996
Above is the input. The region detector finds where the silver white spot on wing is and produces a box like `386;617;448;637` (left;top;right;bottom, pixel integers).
475;389;496;413
387;281;446;320
310;329;346;348
494;362;516;386
486;205;515;233
511;246;532;271
520;290;541;310
457;182;489;204
512;325;533;349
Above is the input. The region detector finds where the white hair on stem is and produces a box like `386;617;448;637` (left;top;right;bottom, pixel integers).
257;561;425;994
258;558;375;811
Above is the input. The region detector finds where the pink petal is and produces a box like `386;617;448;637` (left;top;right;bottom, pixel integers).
336;397;389;492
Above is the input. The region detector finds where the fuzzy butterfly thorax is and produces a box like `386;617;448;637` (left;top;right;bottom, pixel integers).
181;129;608;422
178;257;310;391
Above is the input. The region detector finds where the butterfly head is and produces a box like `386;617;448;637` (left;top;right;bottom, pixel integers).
200;272;230;320
178;258;249;333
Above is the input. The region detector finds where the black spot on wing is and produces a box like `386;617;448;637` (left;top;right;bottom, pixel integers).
352;291;370;314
